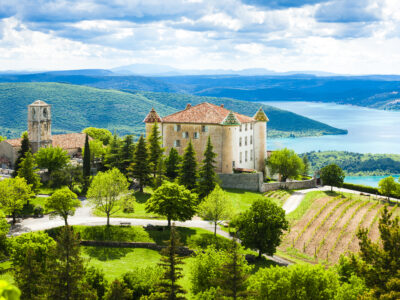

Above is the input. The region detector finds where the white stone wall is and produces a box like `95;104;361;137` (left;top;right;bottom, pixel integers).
253;121;267;172
232;122;256;169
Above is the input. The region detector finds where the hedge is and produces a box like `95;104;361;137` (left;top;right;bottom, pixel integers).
341;183;400;199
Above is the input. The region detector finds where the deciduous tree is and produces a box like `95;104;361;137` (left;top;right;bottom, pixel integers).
320;164;345;191
45;187;81;226
178;140;198;190
35;146;70;175
83;127;112;145
17;150;41;193
87;168;129;226
197;137;217;198
267;148;304;182
378;176;398;200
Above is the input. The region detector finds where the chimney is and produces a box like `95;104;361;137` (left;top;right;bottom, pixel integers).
185;103;191;110
220;104;224;108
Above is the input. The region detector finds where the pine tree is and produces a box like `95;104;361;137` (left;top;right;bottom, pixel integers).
217;237;252;299
17;150;41;193
178;140;197;190
13;131;30;177
103;133;122;170
148;123;163;178
197;136;217;198
129;135;151;192
83;134;91;178
154;157;166;189
155;224;187;299
119;135;135;175
166;148;181;181
47;226;95;300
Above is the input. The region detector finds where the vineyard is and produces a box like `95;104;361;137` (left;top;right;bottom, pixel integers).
279;191;399;264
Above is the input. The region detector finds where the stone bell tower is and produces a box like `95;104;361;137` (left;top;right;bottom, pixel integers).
28;100;52;153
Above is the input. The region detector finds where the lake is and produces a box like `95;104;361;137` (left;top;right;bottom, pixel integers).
344;175;400;187
265;101;400;154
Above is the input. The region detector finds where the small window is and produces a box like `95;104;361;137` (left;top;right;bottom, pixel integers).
240;125;242;132
250;123;253;130
250;135;253;145
245;136;248;146
174;124;181;132
245;151;248;162
174;140;181;147
232;161;235;168
250;151;253;161
182;132;189;139
245;124;248;131
194;132;199;139
239;137;242;147
202;125;208;132
239;152;242;163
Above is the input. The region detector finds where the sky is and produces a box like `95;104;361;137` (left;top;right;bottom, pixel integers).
0;0;399;74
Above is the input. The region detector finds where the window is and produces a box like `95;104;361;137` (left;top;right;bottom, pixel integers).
250;135;253;145
232;161;235;168
240;125;242;132
250;151;253;161
239;137;242;147
194;132;199;139
174;124;181;132
202;125;208;132
182;132;189;139
245;136;248;146
174;140;181;147
250;123;253;130
245;124;248;131
245;151;248;162
239;152;242;163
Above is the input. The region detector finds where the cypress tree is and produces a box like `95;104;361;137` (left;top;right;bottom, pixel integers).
83;134;91;178
148;123;163;178
120;135;135;175
166;148;181;180
197;136;217;198
155;224;187;299
178;140;197;190
17;150;41;194
129;135;151;192
13;131;30;176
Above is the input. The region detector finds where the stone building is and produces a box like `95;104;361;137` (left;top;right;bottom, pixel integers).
0;100;88;168
144;102;269;174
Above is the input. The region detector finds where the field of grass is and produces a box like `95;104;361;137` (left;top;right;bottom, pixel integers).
279;191;397;264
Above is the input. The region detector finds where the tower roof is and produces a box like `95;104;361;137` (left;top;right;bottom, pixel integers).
144;107;162;123
221;111;241;126
29;100;49;107
253;107;269;122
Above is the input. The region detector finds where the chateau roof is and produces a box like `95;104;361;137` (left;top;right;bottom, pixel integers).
253;107;269;122
144;107;162;123
161;102;254;124
29;100;49;106
5;133;89;150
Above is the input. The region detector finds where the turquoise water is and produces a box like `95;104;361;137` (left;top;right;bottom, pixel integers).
265;101;400;154
344;175;400;187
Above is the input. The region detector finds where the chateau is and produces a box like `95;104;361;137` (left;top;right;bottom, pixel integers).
0;100;87;168
144;102;269;174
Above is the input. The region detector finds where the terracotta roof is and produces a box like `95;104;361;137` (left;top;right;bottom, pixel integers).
144;108;162;123
161;102;254;124
4;133;89;150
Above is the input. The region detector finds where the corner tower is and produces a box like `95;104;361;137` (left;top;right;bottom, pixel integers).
28;100;52;153
144;107;162;138
253;107;269;172
221;111;241;173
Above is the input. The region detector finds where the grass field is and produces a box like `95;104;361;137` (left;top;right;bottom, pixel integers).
279;191;397;264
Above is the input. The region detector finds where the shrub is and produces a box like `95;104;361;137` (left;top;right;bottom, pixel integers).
33;205;44;218
342;182;400;199
187;234;231;251
85;266;108;300
122;195;135;213
122;266;161;299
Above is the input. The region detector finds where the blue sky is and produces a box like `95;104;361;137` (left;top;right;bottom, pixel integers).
0;0;399;74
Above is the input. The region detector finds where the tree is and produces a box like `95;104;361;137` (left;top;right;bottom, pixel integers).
178;140;198;190
302;155;310;176
350;206;400;298
0;280;21;300
83;134;91;178
166;148;181;180
148;122;163;178
146;182;197;227
87;139;106;163
232;198;288;258
155;224;187;299
198;185;231;236
0;177;32;224
105;280;131;300
35;146;70;175
45;187;81;226
122;266;162;299
103;133;122;170
266;148;304;182
47;226;96;300
378;176;398;200
320;163;345;191
83;127;112;145
0;211;9;260
129;135;151;192
119;135;135;175
11;232;56;299
197;136;217;198
217;238;253;299
17;150;41;193
154;157;166;189
87;168;129;226
13;131;30;177
85;267;108;300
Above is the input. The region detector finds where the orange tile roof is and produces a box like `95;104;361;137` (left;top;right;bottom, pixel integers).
4;133;89;150
161;102;254;124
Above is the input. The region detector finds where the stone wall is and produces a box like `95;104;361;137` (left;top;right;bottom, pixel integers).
218;172;263;192
260;179;316;193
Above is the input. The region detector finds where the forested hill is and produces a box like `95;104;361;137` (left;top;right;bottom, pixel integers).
0;82;346;139
303;151;400;176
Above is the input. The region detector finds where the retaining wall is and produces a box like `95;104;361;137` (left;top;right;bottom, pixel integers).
218;172;263;192
260;179;316;193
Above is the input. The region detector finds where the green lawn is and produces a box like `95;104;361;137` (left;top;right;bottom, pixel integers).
224;188;267;216
20;197;48;216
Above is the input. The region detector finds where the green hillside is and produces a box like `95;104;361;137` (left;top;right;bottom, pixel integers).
0;82;347;138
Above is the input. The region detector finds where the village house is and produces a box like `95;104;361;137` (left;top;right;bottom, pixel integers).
0;100;88;168
144;102;269;174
